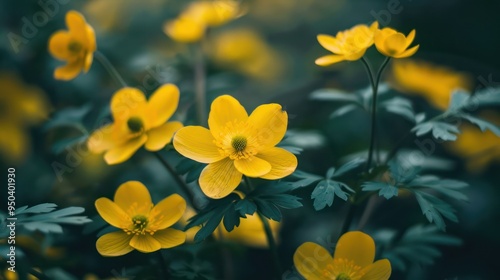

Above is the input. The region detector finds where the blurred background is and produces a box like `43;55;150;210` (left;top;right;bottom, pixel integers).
1;0;499;279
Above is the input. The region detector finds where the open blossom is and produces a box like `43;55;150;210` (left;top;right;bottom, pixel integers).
173;95;297;199
315;22;379;66
87;84;183;165
374;27;419;58
95;181;186;256
48;10;96;80
294;231;391;280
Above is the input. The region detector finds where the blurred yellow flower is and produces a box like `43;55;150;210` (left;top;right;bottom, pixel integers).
95;181;186;256
173;95;297;199
448;115;500;172
164;0;241;43
315;22;379;66
214;213;280;248
0;73;49;163
48;11;96;81
87;84;183;165
3;269;39;280
209;28;284;81
294;231;391;280
374;27;419;58
390;59;473;110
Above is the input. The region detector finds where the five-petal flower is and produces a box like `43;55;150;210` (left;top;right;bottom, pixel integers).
374;28;419;58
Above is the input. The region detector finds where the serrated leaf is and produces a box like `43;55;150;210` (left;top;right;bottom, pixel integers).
254;199;282;221
222;204;241;232
333;158;365;177
194;204;231;242
413;191;457;231
310;88;358;102
408;176;468;201
362;182;398;199
16;203;57;215
234;200;257;216
413;121;460;141
447;90;470;112
311;180;352;210
23;222;63;233
262;194;302;209
382;97;416;122
461;114;500;136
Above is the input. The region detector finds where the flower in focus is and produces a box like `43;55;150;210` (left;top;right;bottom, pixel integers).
164;0;241;43
0;73;50;163
374;27;419;58
95;181;186;256
390;59;473;110
315;22;379;66
173;95;297;199
294;231;391;280
48;10;96;80
214;213;280;248
87;84;183;165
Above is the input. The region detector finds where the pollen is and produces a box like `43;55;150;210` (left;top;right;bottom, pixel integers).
322;258;365;280
127;117;144;133
124;215;150;235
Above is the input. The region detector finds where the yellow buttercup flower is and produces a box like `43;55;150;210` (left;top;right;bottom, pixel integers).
173;95;298;199
294;231;391;280
315;22;379;66
164;0;241;43
374;27;419;58
95;181;187;256
390;59;473;110
87;84;183;165
48;10;96;81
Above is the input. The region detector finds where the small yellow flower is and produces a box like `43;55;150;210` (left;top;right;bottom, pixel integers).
95;181;187;256
173;95;297;199
294;231;391;280
374;27;419;58
315;22;379;66
48;10;96;81
87;84;183;165
214;213;280;248
390;59;473;110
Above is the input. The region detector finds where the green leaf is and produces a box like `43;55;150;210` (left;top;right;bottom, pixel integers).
234;200;257;216
254;199;282;221
408;176;468;201
412;121;460;141
222;204;242;232
413;191;458;231
51;135;88;154
17;205;92;234
333;158;365;178
310;88;359;103
362;182;398;199
330;104;358;119
381;97;416;122
461;114;500;136
447;90;470;112
16;203;57;214
311;179;353;210
43;104;92;131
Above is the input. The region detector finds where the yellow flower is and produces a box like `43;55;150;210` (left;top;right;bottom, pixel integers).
390;59;473;110
164;0;241;43
214;213;280;248
3;269;39;280
48;10;96;81
173;95;297;199
294;231;391;280
374;27;419;58
315;22;379;66
87;84;183;165
0;73;50;163
95;181;186;256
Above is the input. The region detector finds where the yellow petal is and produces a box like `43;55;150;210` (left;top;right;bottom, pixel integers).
208;95;248;139
145;121;183;151
315;55;345;66
173;126;225;163
95;198;130;228
148;84;180;127
48;31;73;60
149;194;186;230
405;29;416;49
344;48;367;61
87;124;116;154
83;52;93;73
234;157;271;177
130;234;161;253
293;242;333;279
361;259;392;280
393;45;419;59
66;10;88;45
248;103;287;148
199;158;242;199
384;33;407;55
257;147;297;180
0;123;28;163
54;61;82;81
163;17;205;43
104;134;147;165
96;231;134;257
153;228;186;248
369;21;379;32
86;25;97;52
334;231;375;268
317;34;341;54
114;181;153;216
110;87;147;123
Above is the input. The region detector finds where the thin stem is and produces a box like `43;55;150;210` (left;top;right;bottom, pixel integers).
356;195;381;230
361;57;391;172
194;42;207;125
94;51;128;88
154;152;195;208
339;203;356;237
258;212;282;279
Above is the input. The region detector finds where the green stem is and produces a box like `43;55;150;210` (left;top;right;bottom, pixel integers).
194;42;207;125
361;57;391;172
258;212;282;279
339;203;356;237
154;152;196;209
94;51;128;88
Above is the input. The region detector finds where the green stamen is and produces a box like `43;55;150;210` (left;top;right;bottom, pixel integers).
127;117;144;133
336;273;351;280
68;41;82;53
231;136;247;152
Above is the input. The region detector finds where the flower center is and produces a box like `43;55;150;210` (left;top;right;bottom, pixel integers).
68;41;83;54
231;136;247;152
322;258;364;280
124;215;152;235
127;117;144;133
